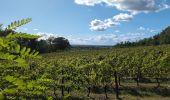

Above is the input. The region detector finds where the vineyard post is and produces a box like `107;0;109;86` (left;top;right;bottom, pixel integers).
61;69;64;98
114;71;119;100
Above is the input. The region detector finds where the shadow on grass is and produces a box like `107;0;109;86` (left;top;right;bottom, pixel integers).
120;87;141;96
119;85;170;97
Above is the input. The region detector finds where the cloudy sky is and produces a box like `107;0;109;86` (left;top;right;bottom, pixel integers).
0;0;170;45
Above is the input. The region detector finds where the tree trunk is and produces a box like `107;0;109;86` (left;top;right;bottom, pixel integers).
114;71;119;100
136;75;140;87
104;85;108;99
61;86;64;98
87;87;91;97
53;87;57;99
61;86;64;97
118;77;121;86
67;87;70;94
50;43;52;53
156;78;160;88
136;67;141;87
61;70;64;98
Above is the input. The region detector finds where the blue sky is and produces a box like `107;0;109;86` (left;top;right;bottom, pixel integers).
0;0;170;45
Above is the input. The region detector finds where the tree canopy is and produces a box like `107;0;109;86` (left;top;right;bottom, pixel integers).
36;36;71;53
115;26;170;47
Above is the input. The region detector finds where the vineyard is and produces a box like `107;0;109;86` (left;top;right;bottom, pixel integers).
0;19;170;100
40;45;170;99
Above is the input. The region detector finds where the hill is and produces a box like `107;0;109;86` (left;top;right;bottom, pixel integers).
115;26;170;47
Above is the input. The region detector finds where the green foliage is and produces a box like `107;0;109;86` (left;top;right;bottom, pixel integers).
36;45;170;99
115;26;170;47
7;18;32;30
35;36;71;53
0;18;44;99
7;32;40;39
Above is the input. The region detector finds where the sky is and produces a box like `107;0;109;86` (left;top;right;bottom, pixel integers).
0;0;170;45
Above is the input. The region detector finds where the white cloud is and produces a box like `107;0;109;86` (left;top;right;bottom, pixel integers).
149;29;158;33
69;33;147;45
75;0;169;31
74;0;103;6
35;32;59;40
90;19;119;31
74;0;169;14
108;0;169;14
16;28;19;31
113;13;133;22
69;34;118;45
147;28;159;33
94;34;117;41
137;27;159;33
34;30;156;45
24;28;28;31
34;32;119;45
115;30;120;33
69;38;91;45
33;29;39;31
90;13;133;31
115;32;147;43
2;26;6;30
138;26;145;31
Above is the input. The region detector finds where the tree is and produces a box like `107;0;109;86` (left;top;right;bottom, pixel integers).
47;36;55;52
36;40;50;53
52;37;70;51
115;26;170;47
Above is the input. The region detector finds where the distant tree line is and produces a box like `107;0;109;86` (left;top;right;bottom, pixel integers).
17;36;71;53
0;24;71;53
115;26;170;47
36;37;71;53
